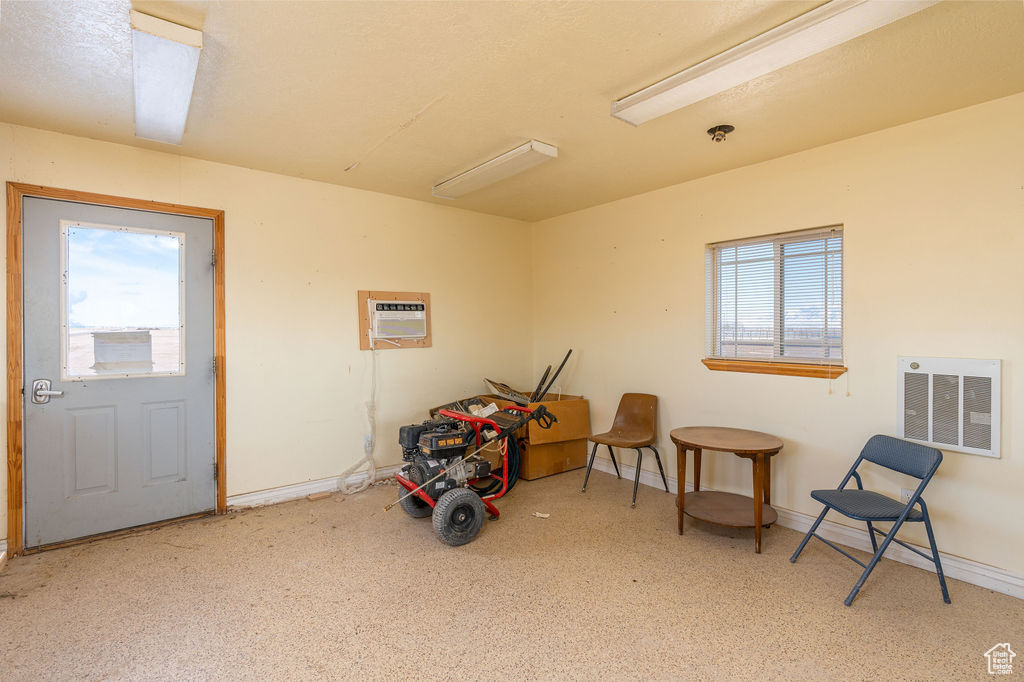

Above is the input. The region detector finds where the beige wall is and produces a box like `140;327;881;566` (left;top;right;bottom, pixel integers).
0;123;534;540
530;93;1024;575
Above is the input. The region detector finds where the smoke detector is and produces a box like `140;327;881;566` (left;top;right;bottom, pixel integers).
707;124;735;142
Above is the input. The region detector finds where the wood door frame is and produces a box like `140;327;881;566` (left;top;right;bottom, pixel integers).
6;182;227;557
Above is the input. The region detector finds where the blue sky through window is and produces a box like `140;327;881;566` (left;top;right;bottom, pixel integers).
67;226;181;329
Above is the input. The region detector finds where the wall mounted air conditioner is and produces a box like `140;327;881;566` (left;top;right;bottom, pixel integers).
368;300;428;340
898;356;1001;458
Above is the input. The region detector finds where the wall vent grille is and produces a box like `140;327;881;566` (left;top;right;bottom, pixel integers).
898;357;1000;458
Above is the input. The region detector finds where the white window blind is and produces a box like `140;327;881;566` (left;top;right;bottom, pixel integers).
705;226;843;364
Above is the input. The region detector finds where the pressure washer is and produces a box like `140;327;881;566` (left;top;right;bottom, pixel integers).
385;403;557;546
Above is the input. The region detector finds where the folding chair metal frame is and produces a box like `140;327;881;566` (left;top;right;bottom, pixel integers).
790;435;951;606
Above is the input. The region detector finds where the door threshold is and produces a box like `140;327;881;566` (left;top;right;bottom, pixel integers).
23;511;215;554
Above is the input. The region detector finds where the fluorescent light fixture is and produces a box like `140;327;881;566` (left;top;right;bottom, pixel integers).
432;140;557;199
612;0;940;126
130;10;203;144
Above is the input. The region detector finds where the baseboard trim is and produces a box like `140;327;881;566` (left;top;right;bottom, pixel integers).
226;464;403;509
773;507;1024;600
588;457;1024;600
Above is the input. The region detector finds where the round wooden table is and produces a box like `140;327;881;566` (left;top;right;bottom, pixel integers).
670;426;784;553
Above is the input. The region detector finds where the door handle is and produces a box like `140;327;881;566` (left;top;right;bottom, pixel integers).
31;379;64;405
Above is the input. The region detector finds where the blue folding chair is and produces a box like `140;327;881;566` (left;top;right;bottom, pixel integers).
790;435;950;606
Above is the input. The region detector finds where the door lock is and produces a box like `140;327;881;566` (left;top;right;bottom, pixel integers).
31;379;64;405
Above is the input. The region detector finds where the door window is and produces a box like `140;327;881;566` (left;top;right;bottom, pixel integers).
60;220;185;379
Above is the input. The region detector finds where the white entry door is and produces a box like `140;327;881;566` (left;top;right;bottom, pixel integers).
22;196;216;548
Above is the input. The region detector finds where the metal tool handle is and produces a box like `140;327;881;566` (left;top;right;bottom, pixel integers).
535;349;572;402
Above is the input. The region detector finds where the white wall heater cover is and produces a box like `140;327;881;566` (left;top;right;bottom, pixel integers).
898;356;1001;458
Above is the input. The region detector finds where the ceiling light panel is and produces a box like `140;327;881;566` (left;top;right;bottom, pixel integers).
432;140;558;199
612;0;940;126
130;10;203;145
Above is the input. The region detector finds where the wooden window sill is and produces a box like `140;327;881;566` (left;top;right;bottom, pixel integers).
702;358;848;379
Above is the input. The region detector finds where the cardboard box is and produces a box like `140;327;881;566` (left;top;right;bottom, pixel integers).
519;439;588;480
477;392;591;480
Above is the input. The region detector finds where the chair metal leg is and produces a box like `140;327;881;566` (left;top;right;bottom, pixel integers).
790;507;829;563
922;506;951;604
607;445;621;478
845;518;908;606
650;445;669;492
866;521;879;553
582;442;599;493
631;449;643;508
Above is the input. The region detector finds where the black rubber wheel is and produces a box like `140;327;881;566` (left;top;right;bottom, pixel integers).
399;465;432;519
432;488;486;546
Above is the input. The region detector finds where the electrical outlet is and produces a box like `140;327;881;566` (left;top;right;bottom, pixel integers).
900;488;914;504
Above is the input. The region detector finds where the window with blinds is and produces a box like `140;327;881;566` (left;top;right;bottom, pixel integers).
705;226;843;364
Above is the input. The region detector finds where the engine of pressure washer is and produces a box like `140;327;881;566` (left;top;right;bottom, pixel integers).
398;417;491;501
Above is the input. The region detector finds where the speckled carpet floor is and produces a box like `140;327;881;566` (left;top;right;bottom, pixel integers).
1;468;1021;681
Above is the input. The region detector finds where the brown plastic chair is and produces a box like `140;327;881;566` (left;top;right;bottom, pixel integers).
581;393;668;507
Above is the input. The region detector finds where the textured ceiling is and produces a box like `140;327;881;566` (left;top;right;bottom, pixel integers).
1;1;1022;221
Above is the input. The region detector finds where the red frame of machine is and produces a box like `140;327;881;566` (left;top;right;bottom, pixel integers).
393;405;533;519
